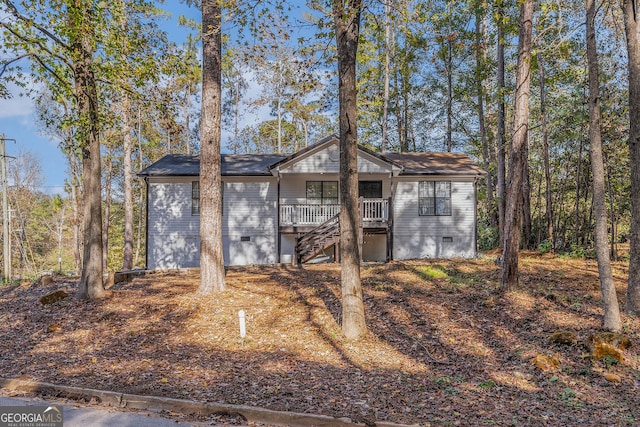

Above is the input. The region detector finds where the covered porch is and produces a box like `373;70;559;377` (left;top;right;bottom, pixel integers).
279;197;391;229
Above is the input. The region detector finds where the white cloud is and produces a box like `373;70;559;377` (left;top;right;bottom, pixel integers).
0;82;38;118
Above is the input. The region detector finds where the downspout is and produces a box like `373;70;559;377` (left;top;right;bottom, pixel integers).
474;176;479;257
277;171;281;263
144;176;150;269
389;173;395;261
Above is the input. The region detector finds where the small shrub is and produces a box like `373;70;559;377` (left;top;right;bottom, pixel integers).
538;240;553;253
478;223;499;251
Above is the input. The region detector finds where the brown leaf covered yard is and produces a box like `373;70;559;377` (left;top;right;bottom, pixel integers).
1;254;639;426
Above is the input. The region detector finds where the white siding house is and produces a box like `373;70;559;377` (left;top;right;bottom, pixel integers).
138;135;484;269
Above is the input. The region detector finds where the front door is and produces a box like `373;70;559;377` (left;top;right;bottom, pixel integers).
358;181;382;198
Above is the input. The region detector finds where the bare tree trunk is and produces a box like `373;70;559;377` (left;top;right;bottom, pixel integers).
501;0;533;291
72;2;104;300
381;0;391;153
623;0;640;315
574;138;584;246
446;36;453;152
586;0;621;331
523;134;532;248
476;3;497;228
185;85;191;155
605;157;617;260
103;145;112;272
67;149;82;274
122;94;134;270
199;0;226;294
334;0;367;340
233;79;240;154
496;0;507;246
134;108;144;267
537;53;554;250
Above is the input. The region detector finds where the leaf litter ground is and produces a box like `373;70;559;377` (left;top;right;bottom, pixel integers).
1;253;639;426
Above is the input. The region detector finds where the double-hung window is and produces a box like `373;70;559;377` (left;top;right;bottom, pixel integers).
419;181;451;216
306;181;338;205
192;181;200;215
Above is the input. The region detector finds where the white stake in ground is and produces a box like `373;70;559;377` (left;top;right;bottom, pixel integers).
238;310;246;339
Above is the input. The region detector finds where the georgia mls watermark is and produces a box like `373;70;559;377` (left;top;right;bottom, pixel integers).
0;406;63;427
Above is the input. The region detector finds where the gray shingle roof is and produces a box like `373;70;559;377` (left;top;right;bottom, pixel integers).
385;152;485;176
138;149;484;178
138;153;287;177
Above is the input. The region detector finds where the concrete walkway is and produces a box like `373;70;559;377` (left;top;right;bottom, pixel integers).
0;396;221;427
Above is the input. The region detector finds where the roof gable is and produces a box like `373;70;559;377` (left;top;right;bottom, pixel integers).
269;135;400;175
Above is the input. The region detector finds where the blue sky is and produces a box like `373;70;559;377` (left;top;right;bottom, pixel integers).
0;1;201;195
0;1;326;195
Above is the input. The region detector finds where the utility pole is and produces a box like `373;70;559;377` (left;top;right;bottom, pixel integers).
0;136;15;283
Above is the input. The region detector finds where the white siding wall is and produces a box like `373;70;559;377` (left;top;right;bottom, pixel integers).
279;141;391;174
147;176;277;269
147;178;200;269
392;178;476;259
222;177;278;266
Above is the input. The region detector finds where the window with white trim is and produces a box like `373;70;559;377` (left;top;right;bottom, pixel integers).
306;181;338;205
419;181;451;216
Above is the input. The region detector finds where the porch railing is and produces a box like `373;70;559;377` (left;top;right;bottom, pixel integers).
280;198;389;226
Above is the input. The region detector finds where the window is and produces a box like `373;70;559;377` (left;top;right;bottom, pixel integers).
306;181;338;205
419;181;451;216
192;181;223;215
192;181;200;215
359;181;382;198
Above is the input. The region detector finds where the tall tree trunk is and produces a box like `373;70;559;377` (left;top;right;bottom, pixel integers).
623;0;640;314
334;0;367;340
605;157;617;260
586;0;622;331
496;0;507;245
501;0;533;291
523;134;532;249
199;0;226;294
446;37;453;152
103;145;112;272
122;94;134;270
537;53;554;250
68;150;82;273
72;2;105;300
476;3;497;228
135;108;144;267
381;0;391;153
185;85;191;155
574;138;584;245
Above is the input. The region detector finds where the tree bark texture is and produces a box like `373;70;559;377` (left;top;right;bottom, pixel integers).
199;0;226;293
624;0;640;315
476;4;497;228
586;0;622;330
537;53;554;250
334;0;367;340
122;93;134;270
523;136;532;249
496;0;507;246
501;0;533;291
102;146;112;272
73;1;105;300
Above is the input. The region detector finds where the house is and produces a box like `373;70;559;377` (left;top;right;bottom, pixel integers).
137;135;485;269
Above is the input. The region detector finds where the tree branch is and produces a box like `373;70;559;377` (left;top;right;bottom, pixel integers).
2;0;72;52
0;21;74;71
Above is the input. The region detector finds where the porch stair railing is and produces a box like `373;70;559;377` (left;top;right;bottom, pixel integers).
295;213;340;265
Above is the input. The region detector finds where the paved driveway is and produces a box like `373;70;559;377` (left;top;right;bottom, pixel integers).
0;396;227;427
